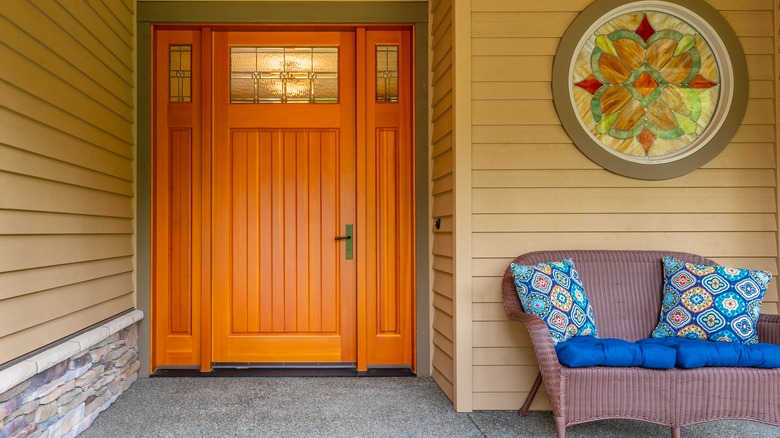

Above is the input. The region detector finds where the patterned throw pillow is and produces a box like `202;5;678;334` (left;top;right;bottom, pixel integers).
652;256;772;344
510;258;598;344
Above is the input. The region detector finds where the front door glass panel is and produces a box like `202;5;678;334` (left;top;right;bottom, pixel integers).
230;47;339;103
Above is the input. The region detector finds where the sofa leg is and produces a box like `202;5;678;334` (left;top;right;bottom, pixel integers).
671;426;681;438
554;416;566;438
517;372;543;416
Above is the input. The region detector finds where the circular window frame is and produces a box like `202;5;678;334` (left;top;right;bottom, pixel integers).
552;0;748;180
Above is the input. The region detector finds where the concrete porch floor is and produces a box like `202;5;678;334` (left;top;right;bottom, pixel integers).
82;377;779;437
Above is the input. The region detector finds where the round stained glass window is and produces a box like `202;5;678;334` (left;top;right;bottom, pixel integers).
553;0;748;180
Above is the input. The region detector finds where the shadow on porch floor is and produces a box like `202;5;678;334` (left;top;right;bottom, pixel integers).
82;377;779;437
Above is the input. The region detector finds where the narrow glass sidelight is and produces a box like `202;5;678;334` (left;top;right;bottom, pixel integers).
376;45;398;102
169;45;192;102
230;47;339;103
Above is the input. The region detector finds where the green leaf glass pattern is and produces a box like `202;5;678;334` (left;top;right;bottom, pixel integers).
572;11;720;159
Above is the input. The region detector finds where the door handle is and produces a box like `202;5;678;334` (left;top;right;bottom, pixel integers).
335;224;353;260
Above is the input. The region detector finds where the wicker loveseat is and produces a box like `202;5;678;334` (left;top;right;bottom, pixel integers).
501;250;780;438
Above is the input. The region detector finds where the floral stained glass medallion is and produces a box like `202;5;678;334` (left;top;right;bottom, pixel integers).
553;1;748;179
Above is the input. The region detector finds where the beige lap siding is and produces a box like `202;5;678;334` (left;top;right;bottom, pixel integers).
469;0;778;410
430;0;456;402
0;0;136;365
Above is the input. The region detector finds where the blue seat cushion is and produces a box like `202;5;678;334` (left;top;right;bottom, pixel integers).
555;337;676;369
638;337;780;369
556;337;780;369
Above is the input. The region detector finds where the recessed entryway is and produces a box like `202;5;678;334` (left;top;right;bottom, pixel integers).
151;25;415;373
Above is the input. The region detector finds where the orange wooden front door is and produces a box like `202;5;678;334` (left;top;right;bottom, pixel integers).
212;31;357;363
152;27;414;371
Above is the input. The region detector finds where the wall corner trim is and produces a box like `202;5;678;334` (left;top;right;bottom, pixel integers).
452;0;473;413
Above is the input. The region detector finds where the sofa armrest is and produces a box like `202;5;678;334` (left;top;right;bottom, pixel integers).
758;313;780;345
514;312;563;413
502;258;563;413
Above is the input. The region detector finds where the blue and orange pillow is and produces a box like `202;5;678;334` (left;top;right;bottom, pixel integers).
510;258;598;344
652;256;771;345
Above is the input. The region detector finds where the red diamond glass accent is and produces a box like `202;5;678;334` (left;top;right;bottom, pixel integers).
633;71;659;98
638;128;656;153
574;74;605;95
635;15;656;43
688;74;717;90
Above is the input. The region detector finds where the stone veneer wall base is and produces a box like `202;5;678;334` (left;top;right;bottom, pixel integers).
0;310;144;438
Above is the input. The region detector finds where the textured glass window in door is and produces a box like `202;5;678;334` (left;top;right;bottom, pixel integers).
376;45;398;102
230;47;338;103
169;45;192;102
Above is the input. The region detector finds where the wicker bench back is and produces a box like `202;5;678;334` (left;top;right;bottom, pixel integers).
502;250;716;342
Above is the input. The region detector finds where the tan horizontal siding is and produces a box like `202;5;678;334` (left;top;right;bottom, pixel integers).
0;234;134;275
0;81;132;159
469;0;778;410
0;19;131;120
0;4;134;145
0;43;132;137
0;171;134;217
472;12;578;37
0;0;135;365
472;124;774;145
432;171;453;196
470;0;591;12
0;210;133;235
430;0;455;403
472;169;776;188
475;232;778;258
473;213;778;232
471;0;772;12
432;270;454;300
472;143;773;169
0;257;134;301
0;296;134;365
54;2;133;68
0;1;133;97
472;390;550;411
0;145;133;196
0;108;133;180
472;345;537;366
473;364;538;391
473;188;776;214
0;273;134;338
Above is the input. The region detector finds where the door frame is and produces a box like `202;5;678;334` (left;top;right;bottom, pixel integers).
137;2;430;376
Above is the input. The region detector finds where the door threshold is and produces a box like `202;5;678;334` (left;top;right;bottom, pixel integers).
151;366;415;378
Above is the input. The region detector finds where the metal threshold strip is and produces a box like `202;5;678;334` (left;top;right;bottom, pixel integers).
152;364;415;377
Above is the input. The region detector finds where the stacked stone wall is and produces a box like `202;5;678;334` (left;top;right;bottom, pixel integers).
0;323;139;438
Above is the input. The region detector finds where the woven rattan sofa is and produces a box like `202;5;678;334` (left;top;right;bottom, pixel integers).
501;250;780;438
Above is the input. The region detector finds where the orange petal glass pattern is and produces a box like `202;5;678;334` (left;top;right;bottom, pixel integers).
572;11;720;159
